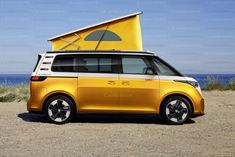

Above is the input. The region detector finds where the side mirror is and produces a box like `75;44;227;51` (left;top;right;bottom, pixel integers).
145;67;155;75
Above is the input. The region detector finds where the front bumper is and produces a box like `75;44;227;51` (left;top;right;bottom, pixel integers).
193;97;205;117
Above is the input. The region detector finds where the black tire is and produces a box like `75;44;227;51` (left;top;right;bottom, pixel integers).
44;95;76;124
160;96;192;125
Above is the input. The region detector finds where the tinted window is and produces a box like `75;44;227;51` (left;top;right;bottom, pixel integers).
122;56;151;74
52;55;78;72
33;55;42;72
52;54;120;73
152;57;179;76
78;57;98;72
84;30;121;41
78;55;118;73
99;58;112;72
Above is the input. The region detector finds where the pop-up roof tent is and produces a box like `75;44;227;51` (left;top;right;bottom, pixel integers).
48;12;143;51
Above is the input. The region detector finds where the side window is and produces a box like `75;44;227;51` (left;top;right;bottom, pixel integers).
33;55;42;72
84;30;121;41
99;58;112;72
78;55;118;73
121;56;151;74
78;57;98;72
51;55;78;72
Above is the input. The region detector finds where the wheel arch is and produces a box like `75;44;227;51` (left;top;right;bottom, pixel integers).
159;93;194;116
42;92;77;113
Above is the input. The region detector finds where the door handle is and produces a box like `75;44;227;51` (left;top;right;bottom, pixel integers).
145;76;154;80
108;80;116;85
122;81;130;86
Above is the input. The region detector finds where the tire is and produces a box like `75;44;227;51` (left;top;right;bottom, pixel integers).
160;96;192;125
44;95;76;124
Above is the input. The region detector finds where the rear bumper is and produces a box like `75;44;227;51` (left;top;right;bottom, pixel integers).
27;96;43;112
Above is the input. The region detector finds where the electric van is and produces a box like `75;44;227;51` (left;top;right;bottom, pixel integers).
27;50;205;124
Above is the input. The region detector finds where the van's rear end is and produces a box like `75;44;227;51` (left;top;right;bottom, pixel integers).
27;53;78;113
27;53;46;112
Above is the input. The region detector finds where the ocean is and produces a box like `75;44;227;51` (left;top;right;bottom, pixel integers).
0;74;30;85
0;74;235;87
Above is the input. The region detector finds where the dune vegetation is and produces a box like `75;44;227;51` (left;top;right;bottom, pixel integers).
202;77;235;91
0;83;29;102
0;77;235;102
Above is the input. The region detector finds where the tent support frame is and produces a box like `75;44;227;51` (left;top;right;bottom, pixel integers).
58;33;80;50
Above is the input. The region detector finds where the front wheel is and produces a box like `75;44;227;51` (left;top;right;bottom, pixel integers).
161;96;192;125
44;95;75;124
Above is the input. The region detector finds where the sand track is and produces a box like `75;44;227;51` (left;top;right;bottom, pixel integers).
0;91;234;157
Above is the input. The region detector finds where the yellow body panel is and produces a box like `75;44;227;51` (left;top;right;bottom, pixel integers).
119;77;159;112
77;77;119;111
50;16;143;51
27;77;78;112
27;76;204;115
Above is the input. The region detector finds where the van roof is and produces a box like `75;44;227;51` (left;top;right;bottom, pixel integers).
46;50;155;56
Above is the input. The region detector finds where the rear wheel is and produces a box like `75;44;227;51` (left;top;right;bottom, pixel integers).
44;95;75;124
161;96;192;125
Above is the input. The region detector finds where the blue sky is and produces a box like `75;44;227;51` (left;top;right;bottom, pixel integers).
0;0;235;74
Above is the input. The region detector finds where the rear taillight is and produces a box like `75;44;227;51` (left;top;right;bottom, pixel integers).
30;76;47;81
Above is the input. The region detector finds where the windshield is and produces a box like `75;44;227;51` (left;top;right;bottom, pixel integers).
152;57;182;76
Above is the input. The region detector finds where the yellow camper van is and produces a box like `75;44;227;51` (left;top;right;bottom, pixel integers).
27;50;205;124
27;12;204;124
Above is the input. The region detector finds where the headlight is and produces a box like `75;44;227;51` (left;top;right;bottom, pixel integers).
174;80;202;94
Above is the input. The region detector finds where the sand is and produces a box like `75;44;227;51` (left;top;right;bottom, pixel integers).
0;91;234;157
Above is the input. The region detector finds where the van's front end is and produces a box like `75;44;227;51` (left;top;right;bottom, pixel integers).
158;75;205;116
150;55;205;124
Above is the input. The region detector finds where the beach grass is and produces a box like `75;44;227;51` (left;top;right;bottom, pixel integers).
201;77;235;90
228;78;235;90
0;83;29;102
202;76;225;90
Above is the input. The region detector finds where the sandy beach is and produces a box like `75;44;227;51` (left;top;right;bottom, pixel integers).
0;91;234;157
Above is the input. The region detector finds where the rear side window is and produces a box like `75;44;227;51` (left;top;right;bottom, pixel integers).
33;55;42;72
51;54;118;73
78;57;98;72
52;55;78;72
121;56;151;74
78;55;118;73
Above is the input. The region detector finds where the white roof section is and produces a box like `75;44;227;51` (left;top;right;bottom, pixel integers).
48;11;143;41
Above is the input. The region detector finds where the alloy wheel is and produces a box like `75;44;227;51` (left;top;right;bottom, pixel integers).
165;100;188;123
48;99;71;123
